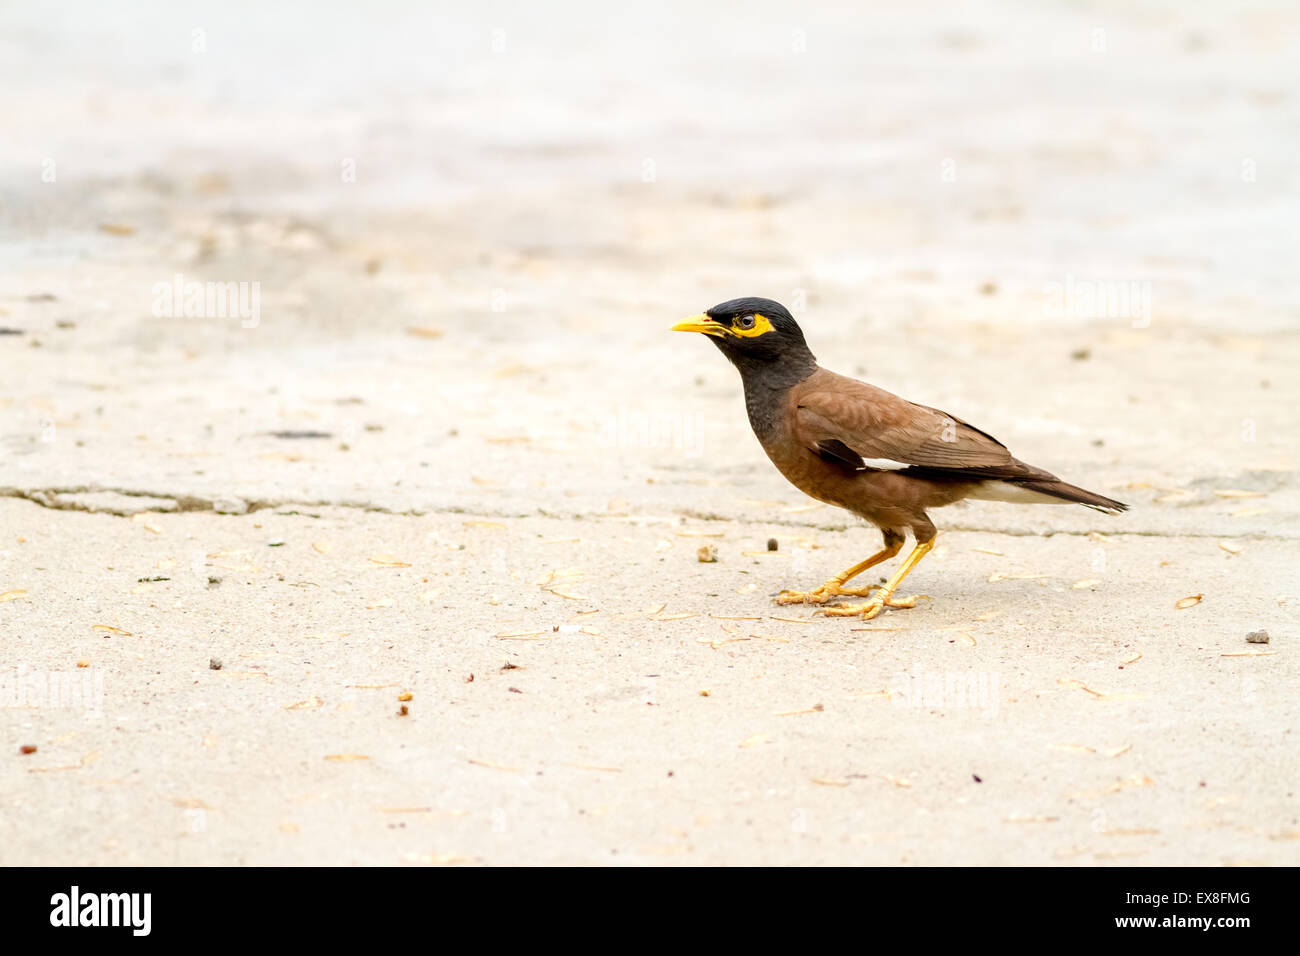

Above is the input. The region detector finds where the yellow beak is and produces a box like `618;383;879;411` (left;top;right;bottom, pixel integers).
672;313;728;338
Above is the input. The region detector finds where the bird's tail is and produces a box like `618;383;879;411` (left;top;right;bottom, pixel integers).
1012;479;1128;514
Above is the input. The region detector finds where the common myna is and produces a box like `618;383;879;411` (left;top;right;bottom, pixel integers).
673;297;1126;620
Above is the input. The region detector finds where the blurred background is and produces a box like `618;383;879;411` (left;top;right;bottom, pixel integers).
1;0;1296;526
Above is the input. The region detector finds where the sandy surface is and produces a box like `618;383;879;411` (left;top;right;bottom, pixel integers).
1;0;1297;865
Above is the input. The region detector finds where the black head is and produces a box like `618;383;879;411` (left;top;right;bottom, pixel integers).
672;297;816;375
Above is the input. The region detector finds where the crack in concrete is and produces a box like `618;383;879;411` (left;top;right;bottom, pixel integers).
0;485;498;519
0;486;273;515
1;486;1292;540
670;508;1294;540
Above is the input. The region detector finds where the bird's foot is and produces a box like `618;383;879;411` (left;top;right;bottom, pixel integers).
775;581;882;605
817;594;927;620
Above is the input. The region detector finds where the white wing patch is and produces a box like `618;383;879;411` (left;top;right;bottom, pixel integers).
857;458;910;471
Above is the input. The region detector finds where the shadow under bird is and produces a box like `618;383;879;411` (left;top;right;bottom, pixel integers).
673;297;1127;620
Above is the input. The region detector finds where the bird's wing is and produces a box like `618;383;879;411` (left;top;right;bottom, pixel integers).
790;373;1046;479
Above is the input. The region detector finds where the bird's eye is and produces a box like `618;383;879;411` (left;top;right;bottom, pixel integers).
736;314;756;330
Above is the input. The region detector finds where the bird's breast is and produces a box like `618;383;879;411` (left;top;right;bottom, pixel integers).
755;419;847;507
743;386;783;440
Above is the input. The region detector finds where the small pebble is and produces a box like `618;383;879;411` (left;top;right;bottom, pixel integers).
209;657;223;670
697;544;718;563
1246;629;1270;644
767;538;779;551
20;745;37;755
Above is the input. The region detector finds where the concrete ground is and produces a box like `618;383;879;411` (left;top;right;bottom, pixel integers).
1;0;1297;865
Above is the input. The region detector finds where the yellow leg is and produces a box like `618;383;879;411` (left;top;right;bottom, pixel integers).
820;538;934;621
775;541;901;606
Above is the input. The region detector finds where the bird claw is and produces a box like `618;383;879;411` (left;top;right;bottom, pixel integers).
836;585;883;598
775;582;881;605
814;594;925;620
816;600;884;620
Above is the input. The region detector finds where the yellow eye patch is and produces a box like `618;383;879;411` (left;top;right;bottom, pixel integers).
730;313;774;338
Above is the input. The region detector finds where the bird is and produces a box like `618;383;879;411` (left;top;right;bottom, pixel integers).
673;296;1127;620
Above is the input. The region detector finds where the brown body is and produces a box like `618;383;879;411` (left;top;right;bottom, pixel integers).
674;297;1126;618
746;366;1120;546
756;371;977;538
